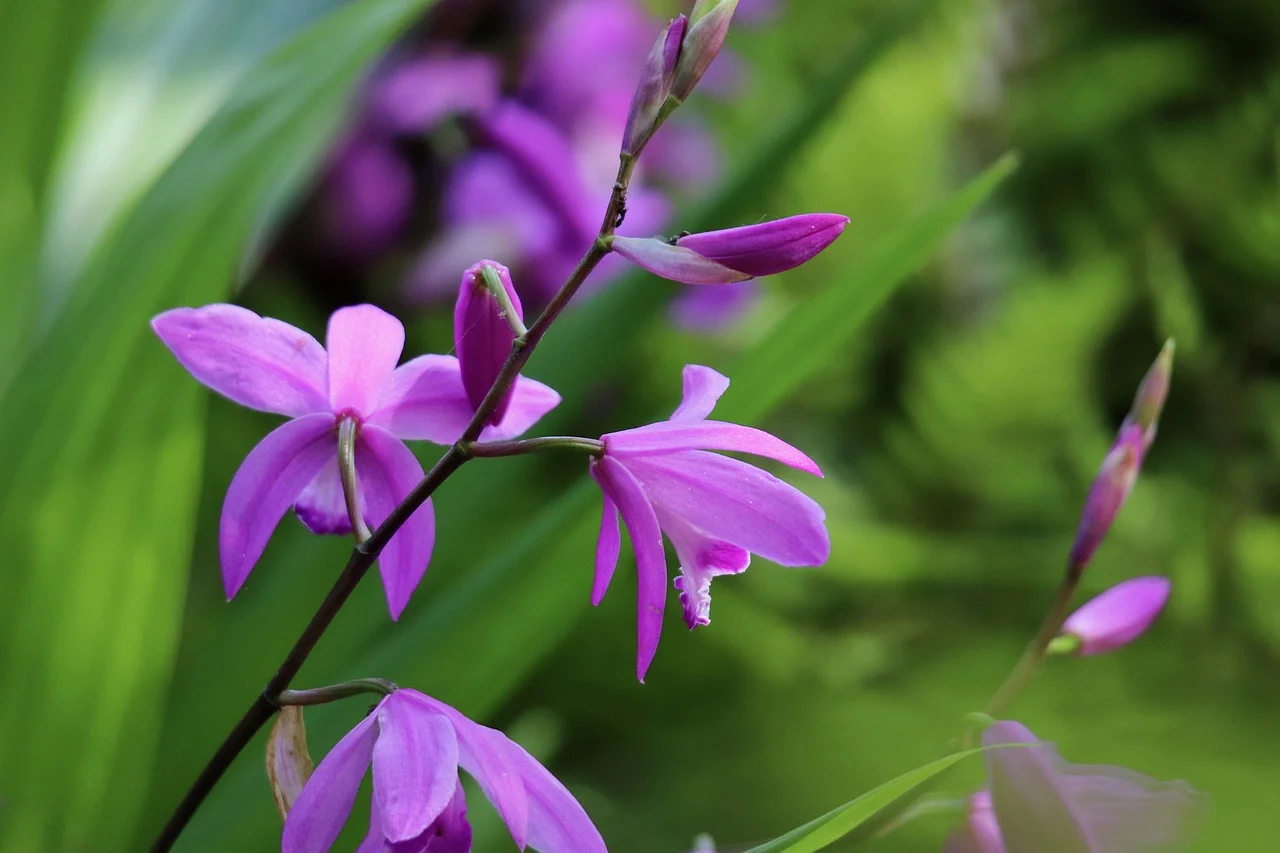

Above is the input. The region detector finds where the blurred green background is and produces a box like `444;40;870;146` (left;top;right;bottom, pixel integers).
2;0;1279;850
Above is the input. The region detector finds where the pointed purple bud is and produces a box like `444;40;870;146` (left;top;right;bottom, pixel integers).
1068;424;1144;571
622;15;687;156
1122;339;1174;452
610;213;848;284
671;0;740;102
454;261;524;424
1059;576;1171;656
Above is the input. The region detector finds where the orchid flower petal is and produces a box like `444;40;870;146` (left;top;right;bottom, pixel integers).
622;450;830;567
326;304;405;417
407;693;530;849
589;478;622;606
220;413;335;599
605;420;822;476
354;798;386;853
294;456;354;535
369;355;474;444
610;235;752;285
592;456;668;681
983;722;1093;853
478;378;562;442
676;213;849;278
653;507;749;629
283;712;378;853
357;427;436;619
152;305;328;417
505;738;608;853
373;694;459;842
1061;577;1171;656
1060;764;1204;852
670;364;730;421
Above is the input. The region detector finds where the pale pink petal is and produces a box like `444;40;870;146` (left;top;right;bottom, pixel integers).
670;364;730;421
357;427;435;619
589;479;622;606
373;693;459;842
505;738;608;853
1059;762;1205;851
326;304;405;417
610;235;751;285
605;420;823;476
152;304;328;417
220;413;335;599
293;456;353;535
368;355;474;444
983;722;1092;853
592;456;668;681
283;712;377;853
478;377;562;441
653;508;749;629
406;692;530;849
621;451;830;567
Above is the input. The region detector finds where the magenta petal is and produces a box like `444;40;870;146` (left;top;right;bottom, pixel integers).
152;305;328;417
406;692;530;849
220;413;335;599
283;713;378;853
605;420;822;476
479;377;562;442
589;469;623;606
677;213;849;278
505;738;608;853
654;508;750;629
454;260;523;423
610;235;751;285
1062;576;1171;656
669;364;730;421
326;304;406;417
294;457;353;535
358;427;435;619
592;456;668;681
369;355;474;444
622;450;830;567
373;693;459;842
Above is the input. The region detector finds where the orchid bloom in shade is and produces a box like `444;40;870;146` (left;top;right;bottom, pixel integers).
1058;576;1171;656
151;304;559;618
590;364;830;680
283;689;607;853
610;214;849;285
944;721;1204;853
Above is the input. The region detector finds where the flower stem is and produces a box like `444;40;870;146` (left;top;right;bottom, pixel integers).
462;436;604;458
276;678;398;706
338;417;371;543
149;150;640;853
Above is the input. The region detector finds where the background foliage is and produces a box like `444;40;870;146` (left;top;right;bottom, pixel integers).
1;0;1277;851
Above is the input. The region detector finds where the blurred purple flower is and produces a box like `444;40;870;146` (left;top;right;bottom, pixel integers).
370;51;501;134
944;720;1204;853
611;213;849;284
152;304;559;618
1060;576;1171;656
282;689;606;853
319;137;414;260
1068;424;1144;571
590;364;829;680
455;260;523;423
671;281;758;330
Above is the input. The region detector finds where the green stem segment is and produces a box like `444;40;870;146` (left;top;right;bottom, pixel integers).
276;678;398;707
150;146;643;853
462;436;604;458
338;417;371;543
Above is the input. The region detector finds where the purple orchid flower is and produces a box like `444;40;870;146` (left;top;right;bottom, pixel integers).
610;213;849;284
1059;576;1172;656
945;721;1204;853
319;136;415;261
283;689;606;853
589;364;830;680
370;51;501;135
151;303;559;618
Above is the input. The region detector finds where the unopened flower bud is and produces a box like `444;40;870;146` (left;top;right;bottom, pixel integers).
1068;424;1144;571
670;0;740;102
1059;576;1171;656
266;706;314;821
455;261;524;424
1122;339;1174;452
610;213;848;284
622;15;687;156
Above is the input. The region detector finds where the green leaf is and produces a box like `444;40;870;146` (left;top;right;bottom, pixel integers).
742;749;983;853
0;0;436;850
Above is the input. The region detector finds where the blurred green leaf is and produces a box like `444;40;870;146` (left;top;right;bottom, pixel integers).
0;0;436;849
741;749;982;853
